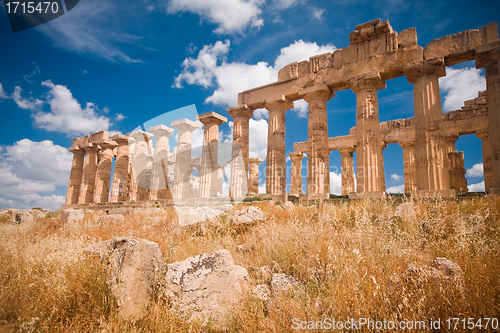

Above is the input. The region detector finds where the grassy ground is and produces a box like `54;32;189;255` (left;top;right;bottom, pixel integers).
0;196;499;332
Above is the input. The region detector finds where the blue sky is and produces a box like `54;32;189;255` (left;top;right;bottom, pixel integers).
0;0;498;210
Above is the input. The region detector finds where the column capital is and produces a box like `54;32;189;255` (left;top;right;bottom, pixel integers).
289;151;305;161
129;130;154;142
111;134;129;145
381;141;388;150
404;57;446;84
68;146;85;155
197;111;227;126
149;124;175;138
348;72;386;93
476;129;490;140
98;139;118;151
300;84;334;103
476;41;500;69
171;118;201;133
264;94;294;111
249;157;263;165
227;104;254;119
398;138;415;147
445;132;460;143
338;145;356;154
82;142;99;153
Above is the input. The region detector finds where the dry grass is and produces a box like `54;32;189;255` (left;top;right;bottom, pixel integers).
0;196;499;332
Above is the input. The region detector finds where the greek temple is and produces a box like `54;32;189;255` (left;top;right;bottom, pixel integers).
63;19;500;207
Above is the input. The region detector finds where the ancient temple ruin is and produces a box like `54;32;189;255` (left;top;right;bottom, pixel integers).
64;19;500;207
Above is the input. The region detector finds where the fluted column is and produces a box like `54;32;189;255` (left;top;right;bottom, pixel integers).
127;136;138;201
477;41;500;193
348;72;386;198
228;105;253;197
289;152;305;196
78;143;99;204
130;131;153;201
149;125;175;200
248;158;263;195
405;58;454;196
109;134;130;202
449;151;468;194
197;112;227;198
338;145;356;196
171;119;200;200
265;95;293;195
398;139;417;193
65;140;85;205
477;130;493;192
302;85;333;199
94;140;117;203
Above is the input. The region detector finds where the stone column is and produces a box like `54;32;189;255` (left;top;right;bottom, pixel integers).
477;41;500;193
109;134;130;202
130;131;153;201
65;141;85;205
338;145;356;196
302;85;333;199
248;158;263;196
197;112;227;198
289;152;305;196
171;119;200;200
228;105;253;197
405;58;454;197
398;139;417;193
149;125;175;200
77;143;99;204
348;72;386;198
94;139;118;203
449;151;468;194
444;133;459;154
127;136;138;201
264;95;293;195
477;130;493;192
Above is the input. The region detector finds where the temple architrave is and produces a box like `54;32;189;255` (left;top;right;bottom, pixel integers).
63;19;500;207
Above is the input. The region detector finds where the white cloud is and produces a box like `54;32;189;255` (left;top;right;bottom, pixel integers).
468;181;485;192
330;171;342;195
174;39;336;107
391;173;402;181
258;183;266;194
253;108;269;120
273;0;300;9
115;113;126;121
387;184;405;193
165;0;264;34
34;80;111;136
466;163;483;178
11;86;43;111
0;83;8;99
292;100;308;118
38;0;141;62
249;118;268;160
0;139;73;210
311;8;325;20
23;62;41;82
439;67;486;112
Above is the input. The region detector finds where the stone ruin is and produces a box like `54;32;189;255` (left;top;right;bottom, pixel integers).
64;19;500;207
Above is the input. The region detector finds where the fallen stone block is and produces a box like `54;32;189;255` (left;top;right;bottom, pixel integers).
61;209;84;224
232;206;265;225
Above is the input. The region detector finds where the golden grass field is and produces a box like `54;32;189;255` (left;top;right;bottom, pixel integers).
1;196;499;332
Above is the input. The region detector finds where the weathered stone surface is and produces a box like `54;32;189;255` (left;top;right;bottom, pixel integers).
174;205;232;226
283;201;295;211
85;237;166;319
398;28;418;49
406;258;464;295
253;284;271;301
270;273;300;294
0;209;49;224
164;249;249;322
232;206;265;225
61;209;84;224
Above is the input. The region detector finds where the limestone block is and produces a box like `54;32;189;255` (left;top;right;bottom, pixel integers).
85;238;166;319
309;52;333;73
398;28;418;49
277;62;298;82
375;20;393;36
297;60;310;77
232;206;265;225
270;273;300;295
164;249;249;322
386;31;398;52
61;209;84;224
340;44;358;65
332;49;342;68
369;35;387;57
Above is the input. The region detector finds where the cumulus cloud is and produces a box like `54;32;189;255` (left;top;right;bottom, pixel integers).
466;163;483;178
311;8;325;20
468;181;485;192
439;67;486;112
249;118;268;160
11;86;43;111
34;80;111;136
0;139;73;210
0;83;8;99
165;0;264;34
115;113;126;121
330;171;342;195
387;184;405;194
174;39;336;107
253;108;268;120
391;174;402;181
